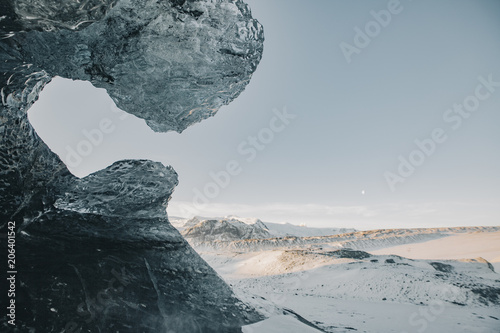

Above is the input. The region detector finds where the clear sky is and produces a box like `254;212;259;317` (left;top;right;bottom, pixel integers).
29;0;500;229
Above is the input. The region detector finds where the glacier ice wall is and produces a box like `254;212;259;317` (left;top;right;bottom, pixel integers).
0;0;264;331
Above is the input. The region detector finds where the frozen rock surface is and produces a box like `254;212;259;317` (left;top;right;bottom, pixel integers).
0;0;264;332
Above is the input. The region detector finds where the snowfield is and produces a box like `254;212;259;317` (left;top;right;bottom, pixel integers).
173;217;500;332
370;231;500;273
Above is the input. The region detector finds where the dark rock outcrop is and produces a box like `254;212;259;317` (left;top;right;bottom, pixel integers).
329;249;371;260
430;262;455;273
0;0;264;331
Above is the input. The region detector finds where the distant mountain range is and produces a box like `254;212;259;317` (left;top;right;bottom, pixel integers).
170;215;356;244
170;216;500;253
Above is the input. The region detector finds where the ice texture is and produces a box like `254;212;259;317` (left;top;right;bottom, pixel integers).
0;0;264;331
16;0;264;132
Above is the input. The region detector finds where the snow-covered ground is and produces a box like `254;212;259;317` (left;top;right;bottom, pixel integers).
172;217;500;332
227;252;500;332
241;297;500;333
371;231;500;273
242;314;325;333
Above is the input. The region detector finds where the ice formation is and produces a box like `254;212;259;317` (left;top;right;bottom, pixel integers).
0;0;264;331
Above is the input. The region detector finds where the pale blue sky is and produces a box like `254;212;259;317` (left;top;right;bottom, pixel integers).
29;0;500;229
